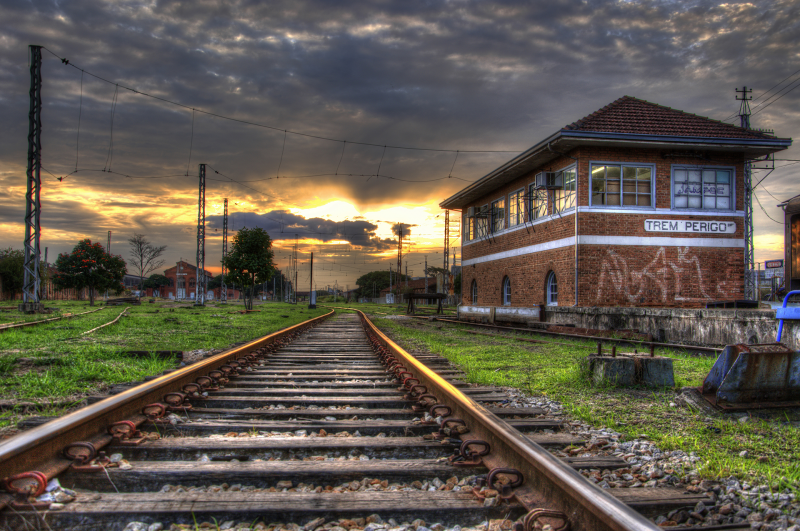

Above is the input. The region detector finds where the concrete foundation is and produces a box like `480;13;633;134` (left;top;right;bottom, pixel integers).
17;302;47;314
589;355;674;387
459;304;800;350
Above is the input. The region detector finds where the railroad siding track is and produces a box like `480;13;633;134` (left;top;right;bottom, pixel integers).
0;311;709;531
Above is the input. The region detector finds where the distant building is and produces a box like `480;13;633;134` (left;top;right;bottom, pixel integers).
148;260;240;301
441;96;792;309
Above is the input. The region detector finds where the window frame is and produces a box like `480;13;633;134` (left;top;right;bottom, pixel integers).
546;271;558;306
476;204;489;238
554;164;577;214
471;279;478;304
589;161;656;210
529;183;548;221
670;164;736;212
491;197;506;234
508;188;525;228
502;276;511;306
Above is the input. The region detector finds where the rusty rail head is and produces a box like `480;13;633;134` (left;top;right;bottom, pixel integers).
356;310;658;531
0;310;334;479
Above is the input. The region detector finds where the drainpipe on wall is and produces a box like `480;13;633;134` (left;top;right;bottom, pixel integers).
547;143;579;307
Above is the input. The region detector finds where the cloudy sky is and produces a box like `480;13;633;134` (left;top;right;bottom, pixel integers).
1;0;798;289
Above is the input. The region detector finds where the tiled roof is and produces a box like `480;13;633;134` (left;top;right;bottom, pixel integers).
562;96;774;140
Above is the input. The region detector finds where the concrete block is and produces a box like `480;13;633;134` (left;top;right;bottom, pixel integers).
590;355;674;387
590;357;634;386
638;356;674;387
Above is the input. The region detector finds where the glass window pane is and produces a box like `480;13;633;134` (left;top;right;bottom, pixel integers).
608;180;620;193
592;193;604;205
717;170;731;183
675;169;687;182
608;194;621;206
638;195;651;206
703;170;716;183
688;195;702;208
688;170;701;182
606;166;621;180
637;167;651;180
592;179;606;192
717;197;730;209
674;195;688;208
623;195;637;205
623;166;637;180
623;181;637;193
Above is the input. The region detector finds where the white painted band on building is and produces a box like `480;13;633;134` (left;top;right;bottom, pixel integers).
462;235;744;266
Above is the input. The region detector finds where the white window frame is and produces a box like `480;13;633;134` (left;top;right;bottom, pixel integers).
477;204;489;238
546;271;558;306
502;276;511;306
671;165;736;212
508;188;525;228
589;161;656;210
553;164;577;214
471;280;478;304
491;197;505;234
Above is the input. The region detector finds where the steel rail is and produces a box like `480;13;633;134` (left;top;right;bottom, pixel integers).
356;309;659;531
0;310;334;482
428;316;723;354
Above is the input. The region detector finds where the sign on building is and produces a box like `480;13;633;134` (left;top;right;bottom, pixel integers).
765;259;784;269
644;219;736;234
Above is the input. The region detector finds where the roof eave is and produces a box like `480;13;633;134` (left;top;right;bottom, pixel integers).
439;131;792;210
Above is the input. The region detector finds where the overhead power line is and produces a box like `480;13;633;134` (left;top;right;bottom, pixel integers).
42;47;520;155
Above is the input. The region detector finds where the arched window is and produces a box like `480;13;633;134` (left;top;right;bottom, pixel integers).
546;271;558;306
471;280;478;304
502;276;511;306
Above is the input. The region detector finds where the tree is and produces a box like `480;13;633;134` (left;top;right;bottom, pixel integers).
0;248;24;300
143;274;171;297
127;233;167;296
222;227;275;310
53;240;126;305
355;270;408;299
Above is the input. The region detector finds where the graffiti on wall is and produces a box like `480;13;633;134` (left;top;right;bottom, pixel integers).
595;247;738;304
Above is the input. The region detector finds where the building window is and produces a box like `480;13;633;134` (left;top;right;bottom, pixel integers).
471;280;478;304
546;271;558;306
502;276;511;306
529;184;548;220
554;166;576;213
590;163;653;207
672;166;733;210
465;215;475;241
491;198;505;233
476;205;488;238
508;189;524;227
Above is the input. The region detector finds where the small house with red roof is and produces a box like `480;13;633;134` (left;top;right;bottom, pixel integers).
441;96;792;310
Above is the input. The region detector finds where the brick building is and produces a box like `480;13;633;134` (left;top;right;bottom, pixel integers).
440;96;791;310
153;260;240;301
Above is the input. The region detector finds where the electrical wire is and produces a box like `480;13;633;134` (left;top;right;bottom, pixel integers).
42;46;520;154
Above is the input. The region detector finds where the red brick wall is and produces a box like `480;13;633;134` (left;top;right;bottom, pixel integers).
460;146;745;308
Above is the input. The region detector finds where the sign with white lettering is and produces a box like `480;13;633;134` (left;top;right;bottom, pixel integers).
644;219;736;234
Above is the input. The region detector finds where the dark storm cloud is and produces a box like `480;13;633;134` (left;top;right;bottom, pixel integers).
391;222;416;237
0;0;798;270
207;209;397;250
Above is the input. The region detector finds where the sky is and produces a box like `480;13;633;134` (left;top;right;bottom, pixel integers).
1;0;798;290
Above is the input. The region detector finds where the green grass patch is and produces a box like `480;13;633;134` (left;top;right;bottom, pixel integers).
374;317;800;489
0;300;327;429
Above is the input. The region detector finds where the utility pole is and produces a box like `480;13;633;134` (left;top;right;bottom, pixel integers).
221;198;228;303
405;263;408;290
309;252;315;309
104;231;111;300
737;87;755;300
389;263;393;297
443;210;450;299
424;256;428;303
21;45;43;313
195;163;206;306
397;226;403;292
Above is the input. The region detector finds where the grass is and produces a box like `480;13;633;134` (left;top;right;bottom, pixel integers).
372;316;800;491
0;299;327;431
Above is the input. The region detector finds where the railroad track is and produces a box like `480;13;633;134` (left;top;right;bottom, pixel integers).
0;310;713;531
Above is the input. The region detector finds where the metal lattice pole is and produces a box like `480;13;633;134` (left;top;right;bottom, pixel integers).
22;45;43;311
221;198;228;303
443;210;450;296
195;164;206;305
737;87;755;300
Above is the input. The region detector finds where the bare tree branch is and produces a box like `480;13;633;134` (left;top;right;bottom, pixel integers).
127;233;167;297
